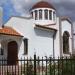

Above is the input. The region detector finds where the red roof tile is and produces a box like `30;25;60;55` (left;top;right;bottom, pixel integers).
0;26;23;37
31;1;55;10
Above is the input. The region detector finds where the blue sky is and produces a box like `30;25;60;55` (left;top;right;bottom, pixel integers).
0;0;75;24
2;0;20;23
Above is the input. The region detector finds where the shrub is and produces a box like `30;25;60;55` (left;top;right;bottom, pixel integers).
47;58;75;75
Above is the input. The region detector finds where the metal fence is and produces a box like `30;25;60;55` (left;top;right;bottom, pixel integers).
0;55;75;75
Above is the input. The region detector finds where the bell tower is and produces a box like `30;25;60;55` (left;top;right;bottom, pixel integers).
30;1;56;25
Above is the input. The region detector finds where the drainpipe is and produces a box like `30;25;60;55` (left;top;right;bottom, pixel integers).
53;31;56;58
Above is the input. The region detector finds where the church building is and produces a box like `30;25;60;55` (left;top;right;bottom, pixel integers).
0;1;73;65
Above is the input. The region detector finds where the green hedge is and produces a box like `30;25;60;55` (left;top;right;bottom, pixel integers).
47;58;75;75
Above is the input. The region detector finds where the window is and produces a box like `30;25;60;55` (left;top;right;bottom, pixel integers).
63;31;70;54
0;43;4;55
31;12;33;18
35;10;38;20
44;9;48;20
39;9;42;20
0;48;4;55
53;11;56;21
23;38;28;55
49;10;52;20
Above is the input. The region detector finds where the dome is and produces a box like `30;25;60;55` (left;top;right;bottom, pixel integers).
31;1;55;10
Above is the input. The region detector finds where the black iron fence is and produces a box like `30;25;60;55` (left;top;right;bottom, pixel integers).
0;55;75;75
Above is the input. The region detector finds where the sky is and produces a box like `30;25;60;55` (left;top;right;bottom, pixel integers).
0;0;75;24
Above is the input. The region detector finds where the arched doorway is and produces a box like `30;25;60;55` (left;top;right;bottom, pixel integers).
7;41;18;65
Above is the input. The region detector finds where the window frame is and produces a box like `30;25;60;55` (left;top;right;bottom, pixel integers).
63;31;70;54
44;9;48;20
0;48;4;55
31;12;33;18
35;10;38;20
49;10;52;20
39;9;42;20
0;43;4;55
53;11;56;21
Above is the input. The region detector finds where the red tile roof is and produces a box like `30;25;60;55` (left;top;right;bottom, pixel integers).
31;1;55;10
0;26;23;37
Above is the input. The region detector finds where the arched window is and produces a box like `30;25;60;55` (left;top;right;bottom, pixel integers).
63;31;70;54
49;10;52;20
35;10;38;20
44;9;48;20
39;9;42;20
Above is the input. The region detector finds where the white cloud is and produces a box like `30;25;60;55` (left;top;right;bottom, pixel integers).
0;0;8;6
49;0;75;3
11;0;49;16
10;0;66;15
10;0;75;21
62;0;75;2
25;0;30;3
11;0;32;16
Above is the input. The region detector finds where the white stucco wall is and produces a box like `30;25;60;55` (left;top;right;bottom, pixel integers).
54;17;61;58
61;20;72;56
5;16;73;59
73;22;75;51
0;34;23;64
73;36;75;54
5;17;55;59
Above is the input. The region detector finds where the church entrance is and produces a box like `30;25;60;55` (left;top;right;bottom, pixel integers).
7;41;18;65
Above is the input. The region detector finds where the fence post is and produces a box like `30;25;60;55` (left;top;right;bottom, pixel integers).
34;54;36;75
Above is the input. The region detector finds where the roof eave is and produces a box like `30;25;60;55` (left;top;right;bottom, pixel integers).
0;33;24;37
35;25;57;31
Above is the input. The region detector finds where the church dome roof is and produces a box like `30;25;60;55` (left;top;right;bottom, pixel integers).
31;1;55;10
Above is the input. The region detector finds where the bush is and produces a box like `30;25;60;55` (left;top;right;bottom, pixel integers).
22;61;34;75
47;58;75;75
